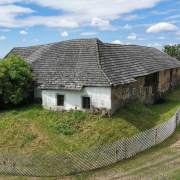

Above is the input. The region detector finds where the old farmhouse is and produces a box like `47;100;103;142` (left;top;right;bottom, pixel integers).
5;38;180;116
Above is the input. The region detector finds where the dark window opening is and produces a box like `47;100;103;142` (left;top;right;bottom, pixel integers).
82;97;90;109
145;72;158;86
57;95;64;106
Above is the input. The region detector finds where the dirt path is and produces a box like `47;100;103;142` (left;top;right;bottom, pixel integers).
85;134;180;180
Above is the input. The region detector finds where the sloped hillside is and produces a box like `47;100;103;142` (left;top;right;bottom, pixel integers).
0;87;180;155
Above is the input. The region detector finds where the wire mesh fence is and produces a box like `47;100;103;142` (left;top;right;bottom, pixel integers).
0;107;180;177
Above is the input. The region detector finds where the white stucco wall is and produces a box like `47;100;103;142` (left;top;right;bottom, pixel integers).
42;87;111;111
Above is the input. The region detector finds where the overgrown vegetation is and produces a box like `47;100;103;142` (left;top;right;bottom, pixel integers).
0;54;34;109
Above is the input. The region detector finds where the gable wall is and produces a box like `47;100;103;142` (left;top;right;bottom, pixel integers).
42;87;111;114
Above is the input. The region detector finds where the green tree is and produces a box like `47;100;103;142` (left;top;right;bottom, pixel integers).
0;54;35;105
162;44;180;60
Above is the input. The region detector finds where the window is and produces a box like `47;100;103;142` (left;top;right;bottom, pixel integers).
176;68;179;73
82;97;90;109
145;74;153;86
57;95;64;106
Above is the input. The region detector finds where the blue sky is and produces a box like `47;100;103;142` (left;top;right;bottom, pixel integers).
0;0;180;59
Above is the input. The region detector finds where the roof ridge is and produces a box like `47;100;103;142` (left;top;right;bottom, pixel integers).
11;38;99;49
95;39;112;85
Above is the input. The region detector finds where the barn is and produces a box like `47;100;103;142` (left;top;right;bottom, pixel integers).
5;38;180;116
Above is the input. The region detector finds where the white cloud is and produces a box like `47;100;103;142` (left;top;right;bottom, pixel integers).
91;17;116;31
0;0;164;29
127;33;137;40
30;0;163;17
46;19;79;28
0;36;7;40
0;0;22;5
0;29;10;32
61;31;68;37
165;14;180;20
148;43;162;47
176;30;180;35
112;40;123;44
0;5;35;27
32;39;38;42
121;14;144;21
146;22;178;33
22;39;27;41
124;24;131;29
80;32;97;36
20;30;28;34
138;38;146;40
159;36;165;40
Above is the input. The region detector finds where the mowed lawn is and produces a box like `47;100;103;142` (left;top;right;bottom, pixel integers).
0;86;180;155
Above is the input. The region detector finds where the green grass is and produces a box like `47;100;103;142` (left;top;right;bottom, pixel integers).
0;86;180;155
0;87;180;179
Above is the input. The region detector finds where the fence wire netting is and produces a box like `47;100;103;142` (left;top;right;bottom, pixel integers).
0;107;180;177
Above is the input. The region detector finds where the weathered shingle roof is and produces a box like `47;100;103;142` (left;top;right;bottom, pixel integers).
98;40;180;85
5;38;180;90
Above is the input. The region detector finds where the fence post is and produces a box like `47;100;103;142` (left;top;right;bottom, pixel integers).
154;128;157;145
123;139;127;159
176;113;179;127
68;154;71;174
115;146;118;162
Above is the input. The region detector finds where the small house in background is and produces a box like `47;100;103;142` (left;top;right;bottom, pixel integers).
5;38;180;116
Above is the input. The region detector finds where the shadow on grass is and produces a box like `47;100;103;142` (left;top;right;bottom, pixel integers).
111;101;160;132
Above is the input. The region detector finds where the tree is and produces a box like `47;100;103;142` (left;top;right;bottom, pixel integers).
0;54;35;105
162;44;180;61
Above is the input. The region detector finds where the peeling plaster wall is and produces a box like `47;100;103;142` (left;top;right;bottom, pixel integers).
158;68;180;93
42;87;111;113
158;69;170;93
111;76;155;114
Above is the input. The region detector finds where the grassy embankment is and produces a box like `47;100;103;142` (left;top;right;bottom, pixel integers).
0;87;180;155
0;87;180;179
